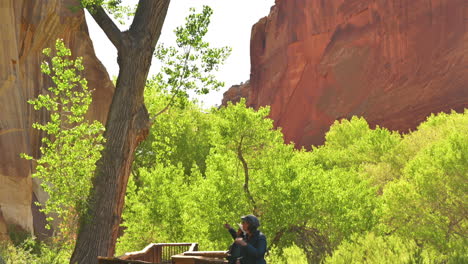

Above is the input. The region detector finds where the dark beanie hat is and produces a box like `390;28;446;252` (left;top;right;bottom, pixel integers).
241;215;260;230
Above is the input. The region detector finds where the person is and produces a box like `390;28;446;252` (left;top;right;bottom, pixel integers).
224;222;244;264
224;222;245;239
225;215;267;264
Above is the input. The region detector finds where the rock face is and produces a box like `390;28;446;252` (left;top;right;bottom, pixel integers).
0;0;113;239
221;81;251;106
244;0;468;147
0;211;9;241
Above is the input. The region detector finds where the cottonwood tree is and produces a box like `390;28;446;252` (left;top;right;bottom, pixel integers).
71;2;230;263
70;1;171;263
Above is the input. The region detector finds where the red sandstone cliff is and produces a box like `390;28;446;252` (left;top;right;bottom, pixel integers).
225;0;468;147
0;0;113;239
222;81;251;106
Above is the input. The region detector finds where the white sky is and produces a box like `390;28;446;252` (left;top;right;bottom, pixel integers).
85;0;275;108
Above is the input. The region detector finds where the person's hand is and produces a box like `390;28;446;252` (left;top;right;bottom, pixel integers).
223;223;232;229
235;237;247;246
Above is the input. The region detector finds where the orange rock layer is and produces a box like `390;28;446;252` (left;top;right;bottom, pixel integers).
238;0;468;147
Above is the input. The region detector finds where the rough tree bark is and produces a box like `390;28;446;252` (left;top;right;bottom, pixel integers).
70;1;170;263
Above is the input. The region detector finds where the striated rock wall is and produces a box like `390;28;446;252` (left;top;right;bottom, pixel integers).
245;0;468;147
0;0;113;239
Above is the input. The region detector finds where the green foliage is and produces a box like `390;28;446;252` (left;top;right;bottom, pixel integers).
178;100;287;250
119;100;281;253
135;94;213;177
120;107;467;263
325;232;424;264
212;99;279;153
266;117;389;261
21;39;105;243
6;225;31;249
0;241;38;264
312;117;401;171
133;5;231;178
102;0;136;24
79;0;135;23
282;245;308;264
266;244;308;264
117;164;189;254
151;5;231;110
388;110;468;176
380;110;468;258
120;100;380;263
0;237;71;264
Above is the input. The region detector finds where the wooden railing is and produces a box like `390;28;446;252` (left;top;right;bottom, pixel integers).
98;243;228;264
171;251;228;264
98;243;198;264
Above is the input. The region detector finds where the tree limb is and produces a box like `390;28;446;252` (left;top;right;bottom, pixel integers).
130;0;169;48
86;5;122;49
150;46;192;122
237;137;258;214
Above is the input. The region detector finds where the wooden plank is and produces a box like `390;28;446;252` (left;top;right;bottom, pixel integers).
98;256;153;264
171;255;228;264
182;251;228;258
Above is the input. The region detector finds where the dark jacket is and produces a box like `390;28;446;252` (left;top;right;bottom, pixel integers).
240;230;267;264
228;227;243;239
227;228;244;264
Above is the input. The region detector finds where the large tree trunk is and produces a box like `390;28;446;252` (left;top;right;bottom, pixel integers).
70;1;170;263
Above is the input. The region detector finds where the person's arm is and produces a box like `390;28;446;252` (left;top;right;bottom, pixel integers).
224;223;238;239
244;236;267;259
228;228;237;239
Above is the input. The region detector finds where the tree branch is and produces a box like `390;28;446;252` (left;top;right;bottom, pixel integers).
150;89;178;121
271;225;331;262
130;0;170;47
150;46;192;122
237;137;258;214
86;5;122;49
